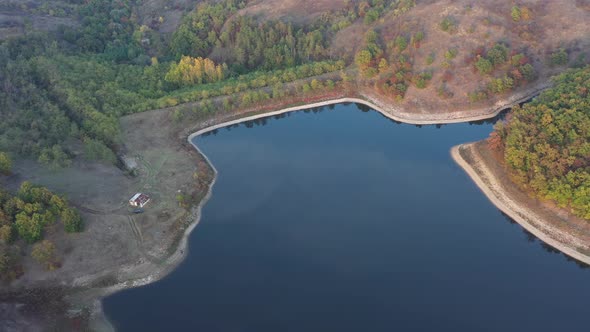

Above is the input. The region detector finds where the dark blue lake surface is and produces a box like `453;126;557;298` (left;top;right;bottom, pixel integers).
104;103;590;332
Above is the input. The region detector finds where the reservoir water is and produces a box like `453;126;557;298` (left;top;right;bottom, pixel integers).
104;103;590;332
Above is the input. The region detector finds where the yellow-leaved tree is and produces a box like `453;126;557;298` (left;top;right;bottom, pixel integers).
165;56;226;86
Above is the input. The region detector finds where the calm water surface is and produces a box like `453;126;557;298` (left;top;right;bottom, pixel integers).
104;103;590;332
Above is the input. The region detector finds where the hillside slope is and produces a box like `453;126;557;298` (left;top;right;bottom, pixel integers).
327;0;589;111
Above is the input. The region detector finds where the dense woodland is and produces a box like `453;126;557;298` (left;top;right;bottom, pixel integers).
489;67;590;219
0;0;367;166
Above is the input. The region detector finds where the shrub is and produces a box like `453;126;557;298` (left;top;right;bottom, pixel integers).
520;6;532;20
437;84;454;99
364;9;379;24
489;75;514;93
38;145;71;170
511;6;521;21
510;54;525;66
176;193;186;207
0;245;21;282
475;57;493;74
310;79;322;90
550;48;568;66
302;83;311;93
413;71;432;89
364;67;378;78
468;90;488;102
32;240;59;271
15;213;43;243
412;31;424;48
0;225;12;243
0;152;11;174
61;207;83;233
439;16;457;33
425;53;435;65
572;53;587;68
378;58;388;73
84;139;116;164
355;49;373;70
520;63;536;81
444;48;458;60
487;43;508;66
395;36;408;52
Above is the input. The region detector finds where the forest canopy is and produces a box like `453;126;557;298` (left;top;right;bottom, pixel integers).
490;66;590;219
0;0;351;167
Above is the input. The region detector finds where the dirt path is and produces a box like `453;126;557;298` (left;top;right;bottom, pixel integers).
451;143;590;265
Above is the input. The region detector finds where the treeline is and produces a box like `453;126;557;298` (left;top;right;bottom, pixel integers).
170;76;344;123
489;66;590;219
172;0;332;72
155;60;345;109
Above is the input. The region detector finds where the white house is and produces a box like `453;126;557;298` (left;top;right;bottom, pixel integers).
129;193;150;207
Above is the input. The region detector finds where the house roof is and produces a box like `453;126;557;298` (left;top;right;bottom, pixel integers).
130;193;150;203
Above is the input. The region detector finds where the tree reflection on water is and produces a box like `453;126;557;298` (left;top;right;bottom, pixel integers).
499;211;590;269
